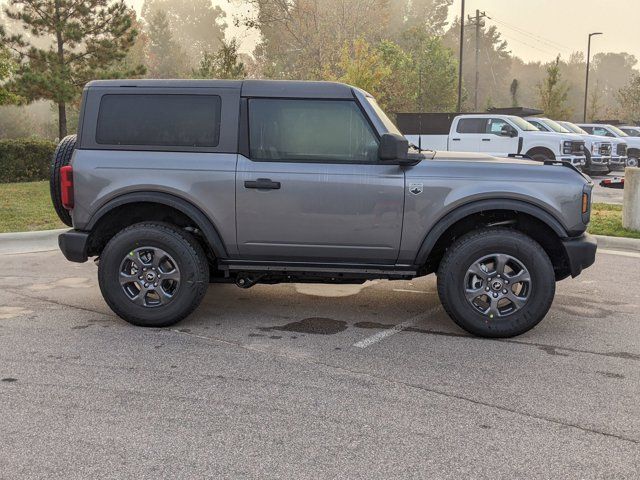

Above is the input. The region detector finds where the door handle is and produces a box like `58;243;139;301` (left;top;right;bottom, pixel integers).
244;178;281;190
482;138;491;142
452;138;461;141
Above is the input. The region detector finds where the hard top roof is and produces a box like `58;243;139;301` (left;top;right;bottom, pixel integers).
85;79;356;99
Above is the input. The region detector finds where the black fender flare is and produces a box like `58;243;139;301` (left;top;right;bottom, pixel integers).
85;191;228;258
414;199;569;266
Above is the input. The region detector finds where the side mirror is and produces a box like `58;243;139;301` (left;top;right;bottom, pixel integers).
500;125;518;138
379;133;409;162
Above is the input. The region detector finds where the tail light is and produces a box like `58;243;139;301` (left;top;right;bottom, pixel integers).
60;165;74;210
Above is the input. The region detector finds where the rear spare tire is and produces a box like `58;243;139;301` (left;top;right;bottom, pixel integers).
49;135;76;227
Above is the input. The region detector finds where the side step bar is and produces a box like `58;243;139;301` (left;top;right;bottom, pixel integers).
218;259;417;277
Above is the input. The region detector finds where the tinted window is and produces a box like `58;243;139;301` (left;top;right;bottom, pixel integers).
96;94;221;147
249;99;378;162
456;118;487;133
621;128;640;137
528;120;548;131
581;126;594;134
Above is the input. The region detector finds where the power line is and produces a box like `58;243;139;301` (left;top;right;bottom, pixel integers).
487;15;571;53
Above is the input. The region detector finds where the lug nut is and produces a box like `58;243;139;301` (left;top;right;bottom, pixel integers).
154;283;158;287
503;289;508;294
485;287;490;291
144;283;149;288
493;293;498;298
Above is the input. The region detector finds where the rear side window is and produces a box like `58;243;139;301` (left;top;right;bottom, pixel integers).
248;99;378;162
456;118;487;134
96;94;221;147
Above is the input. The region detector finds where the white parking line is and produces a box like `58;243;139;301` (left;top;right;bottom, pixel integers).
353;306;442;349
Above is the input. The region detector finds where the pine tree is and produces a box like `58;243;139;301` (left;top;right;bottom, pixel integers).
1;1;144;139
194;38;246;80
145;9;187;78
537;56;571;119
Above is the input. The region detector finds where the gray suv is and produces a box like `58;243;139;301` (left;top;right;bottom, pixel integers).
51;79;597;338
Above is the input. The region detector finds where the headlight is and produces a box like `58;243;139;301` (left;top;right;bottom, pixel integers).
592;143;598;154
563;141;572;154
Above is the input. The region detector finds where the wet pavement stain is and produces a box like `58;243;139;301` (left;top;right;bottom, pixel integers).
269;335;282;340
596;371;625;379
260;318;347;335
1;378;17;382
71;324;91;330
538;346;570;357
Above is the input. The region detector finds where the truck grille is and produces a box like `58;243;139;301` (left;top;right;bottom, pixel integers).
599;143;612;155
571;141;585;154
617;144;627;156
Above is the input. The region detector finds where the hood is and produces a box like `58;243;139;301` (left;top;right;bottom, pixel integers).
432;150;539;166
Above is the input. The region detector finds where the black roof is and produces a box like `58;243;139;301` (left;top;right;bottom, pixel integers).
85;79;356;99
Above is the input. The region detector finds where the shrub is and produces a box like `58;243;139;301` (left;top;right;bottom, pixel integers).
0;138;57;183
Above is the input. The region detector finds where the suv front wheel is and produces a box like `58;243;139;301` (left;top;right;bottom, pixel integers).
98;223;209;327
437;228;555;338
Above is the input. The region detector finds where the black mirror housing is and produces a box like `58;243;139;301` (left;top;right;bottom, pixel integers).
500;125;518;138
379;133;409;161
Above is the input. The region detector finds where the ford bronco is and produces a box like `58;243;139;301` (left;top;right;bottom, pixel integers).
51;80;597;338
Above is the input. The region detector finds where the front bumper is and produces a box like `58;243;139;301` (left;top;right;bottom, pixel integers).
587;155;610;172
562;233;597;278
59;230;90;263
559;155;586;167
610;156;627;169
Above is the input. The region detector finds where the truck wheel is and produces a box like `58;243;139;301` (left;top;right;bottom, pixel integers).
628;156;639;168
49;135;77;227
98;223;209;327
437;228;555;338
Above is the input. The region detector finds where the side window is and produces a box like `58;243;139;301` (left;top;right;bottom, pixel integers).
581;126;593;134
487;118;510;134
528;120;547;131
96;94;221;147
456;118;487;134
593;127;612;137
248;99;378;162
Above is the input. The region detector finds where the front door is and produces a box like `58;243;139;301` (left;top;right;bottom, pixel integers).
478;118;520;156
235;98;405;264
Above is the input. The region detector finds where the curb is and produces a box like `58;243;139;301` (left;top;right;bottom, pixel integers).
593;234;640;253
0;228;67;255
1;229;639;255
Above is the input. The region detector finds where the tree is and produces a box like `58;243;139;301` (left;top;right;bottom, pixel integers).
145;9;187;78
617;74;640;123
142;0;226;68
509;79;519;107
1;1;144;139
194;38;247;80
537;56;571;119
388;0;452;36
0;40;22;105
327;37;390;99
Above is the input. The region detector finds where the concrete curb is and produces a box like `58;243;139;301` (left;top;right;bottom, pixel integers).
593;234;640;253
0;228;67;255
1;229;639;255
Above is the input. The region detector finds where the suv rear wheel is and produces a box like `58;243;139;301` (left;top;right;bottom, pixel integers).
98;223;209;327
437;228;555;338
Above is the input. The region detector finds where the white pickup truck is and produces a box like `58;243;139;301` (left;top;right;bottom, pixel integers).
578;123;638;169
404;114;586;167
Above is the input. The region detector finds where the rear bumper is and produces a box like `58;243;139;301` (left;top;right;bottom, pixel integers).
58;230;90;263
562;233;597;278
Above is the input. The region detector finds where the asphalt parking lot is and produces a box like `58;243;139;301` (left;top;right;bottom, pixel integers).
591;171;625;204
1;247;639;479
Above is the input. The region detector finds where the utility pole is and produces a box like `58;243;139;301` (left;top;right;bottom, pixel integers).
456;0;465;112
583;32;603;122
467;9;487;111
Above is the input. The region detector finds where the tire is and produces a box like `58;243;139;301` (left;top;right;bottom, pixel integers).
49;135;77;227
627;156;639;168
437;228;556;338
528;149;554;163
98;222;209;327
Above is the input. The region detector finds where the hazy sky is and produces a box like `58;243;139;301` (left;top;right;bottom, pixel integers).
125;0;640;65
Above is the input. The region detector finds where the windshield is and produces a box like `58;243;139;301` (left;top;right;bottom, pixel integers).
559;122;587;134
622;127;640;137
609;125;629;137
366;97;401;135
542;118;571;133
509;116;539;131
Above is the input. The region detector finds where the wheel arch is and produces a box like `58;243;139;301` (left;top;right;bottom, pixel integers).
525;146;556;160
414;199;573;280
85;192;228;259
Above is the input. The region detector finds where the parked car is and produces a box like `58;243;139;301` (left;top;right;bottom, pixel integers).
619;125;640;137
555;120;612;175
578;124;638;168
50;79;597;338
404;113;586;167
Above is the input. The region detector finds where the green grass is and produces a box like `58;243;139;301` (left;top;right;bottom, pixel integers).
588;203;640;239
1;183;639;240
0;181;65;233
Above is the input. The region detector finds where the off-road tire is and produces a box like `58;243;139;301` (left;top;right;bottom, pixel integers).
437;228;556;338
98;222;209;327
49;135;77;227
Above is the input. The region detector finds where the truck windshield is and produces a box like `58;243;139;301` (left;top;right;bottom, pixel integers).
561;122;588;135
609;125;629;137
542;119;571;133
509;116;539;131
366;97;402;135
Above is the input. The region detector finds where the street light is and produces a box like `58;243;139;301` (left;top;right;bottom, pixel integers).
583;32;603;122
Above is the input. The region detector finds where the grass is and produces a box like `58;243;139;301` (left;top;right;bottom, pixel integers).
0;182;639;240
0;181;65;233
589;203;640;239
